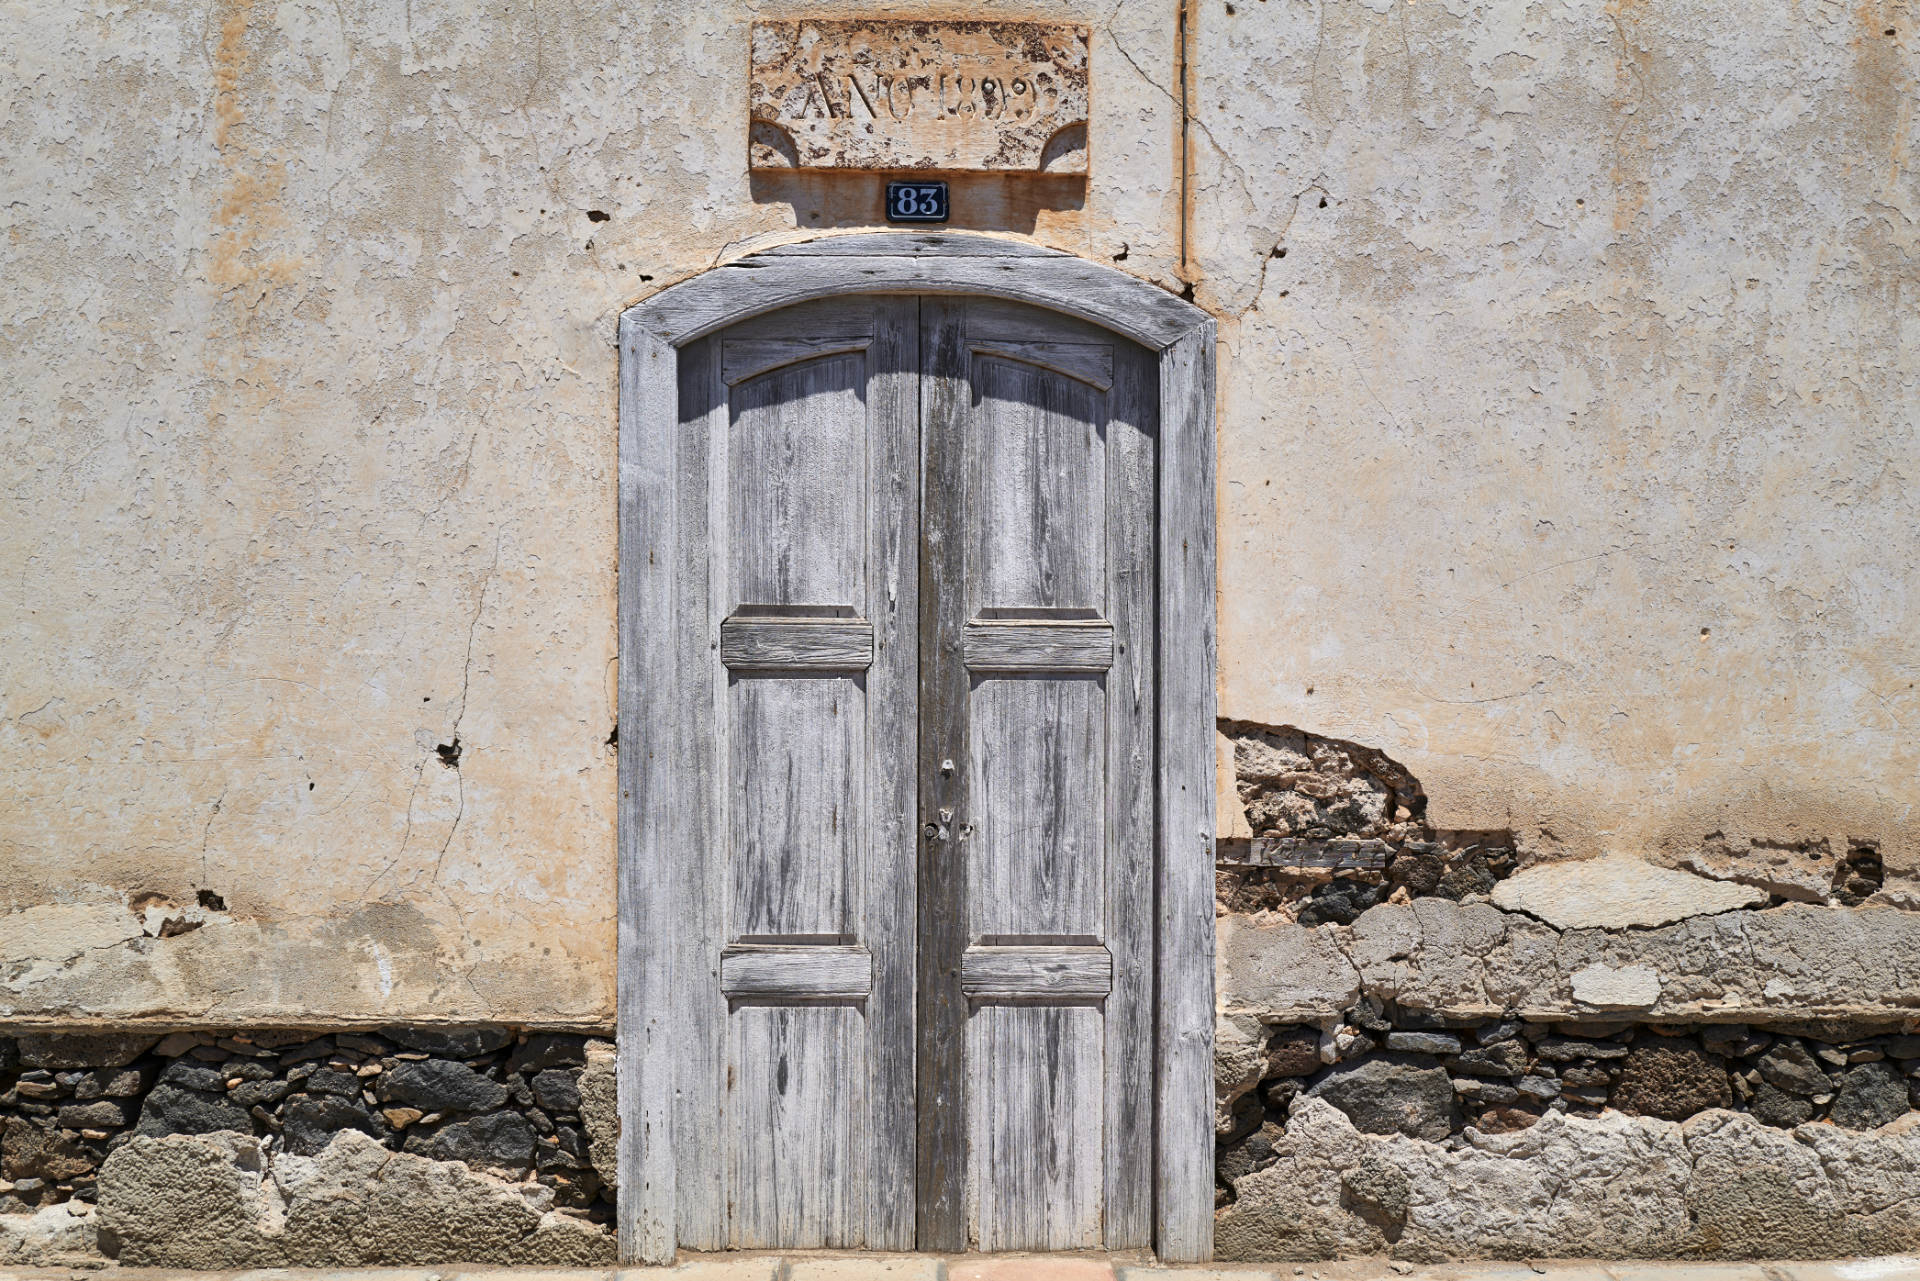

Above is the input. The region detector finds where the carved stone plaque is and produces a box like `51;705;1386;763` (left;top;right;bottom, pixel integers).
749;20;1090;174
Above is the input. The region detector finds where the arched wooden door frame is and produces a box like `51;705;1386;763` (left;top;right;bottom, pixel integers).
615;232;1217;1264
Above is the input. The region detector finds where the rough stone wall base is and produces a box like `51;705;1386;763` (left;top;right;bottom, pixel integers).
94;1128;614;1267
1218;1098;1920;1262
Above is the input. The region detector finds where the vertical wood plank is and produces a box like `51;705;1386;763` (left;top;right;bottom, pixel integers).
968;675;1104;937
729;675;862;936
729;1004;867;1247
970;357;1106;609
616;317;679;1265
916;295;971;1252
968;1003;1104;1250
866;295;921;1250
676;334;727;1249
1104;338;1159;1248
1154;322;1218;1264
729;352;868;608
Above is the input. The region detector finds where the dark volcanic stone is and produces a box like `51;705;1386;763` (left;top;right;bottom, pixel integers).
303;1068;364;1098
404;1110;537;1173
1295;878;1385;927
282;1094;385;1155
135;1083;251;1137
1386;1031;1462;1055
379;1026;514;1058
1750;1081;1816;1127
1266;1028;1323;1078
509;1034;591;1074
1216;1120;1283;1185
1305;1057;1458;1141
1885;1035;1920;1061
1535;1036;1631;1062
231;1078;295;1109
1453;1039;1530;1079
1612;1043;1732;1121
1702;1025;1772;1059
375;1058;509;1113
1263;1078;1302;1109
1830;1061;1909;1130
530;1069;581;1114
1475;1020;1524;1046
157;1060;227;1093
1757;1039;1830;1097
17;1034;157;1070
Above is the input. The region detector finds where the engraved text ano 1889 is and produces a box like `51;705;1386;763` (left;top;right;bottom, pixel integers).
748;21;1091;174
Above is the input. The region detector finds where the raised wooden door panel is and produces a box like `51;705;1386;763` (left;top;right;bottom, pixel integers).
674;297;919;1251
920;298;1158;1252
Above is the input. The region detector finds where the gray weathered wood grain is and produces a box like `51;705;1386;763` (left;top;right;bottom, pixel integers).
635;253;1200;351
618;238;1215;1264
730;1004;864;1247
915;295;970;1253
728;350;867;609
967;674;1104;938
967;1003;1103;1250
719;617;874;670
676;332;727;1250
1103;336;1160;1249
759;232;1068;257
1153;322;1218;1264
968;340;1113;390
863;295;922;1251
961;620;1113;672
728;675;860;937
616;316;679;1265
720;945;873;998
970;351;1106;611
722;335;872;385
959;945;1112;997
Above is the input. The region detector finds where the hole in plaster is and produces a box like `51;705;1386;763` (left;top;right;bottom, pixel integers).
1112;242;1129;262
1318;196;1328;208
587;209;611;222
437;738;463;768
1271;246;1287;258
1179;281;1196;302
197;890;227;912
605;725;618;748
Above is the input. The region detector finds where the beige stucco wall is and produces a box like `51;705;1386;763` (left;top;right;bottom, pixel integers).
2;0;1914;1025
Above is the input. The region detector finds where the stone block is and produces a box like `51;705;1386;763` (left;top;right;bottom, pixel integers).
1490;858;1768;930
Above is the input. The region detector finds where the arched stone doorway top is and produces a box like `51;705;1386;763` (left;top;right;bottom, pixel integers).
615;233;1217;1266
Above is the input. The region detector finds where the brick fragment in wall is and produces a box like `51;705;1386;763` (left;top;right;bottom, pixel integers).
1218;899;1920;1024
0;1026;617;1223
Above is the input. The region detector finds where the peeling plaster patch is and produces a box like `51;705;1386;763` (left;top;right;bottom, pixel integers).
1491;857;1768;930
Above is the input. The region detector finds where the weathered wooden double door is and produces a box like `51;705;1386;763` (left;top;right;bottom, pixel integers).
671;294;1156;1252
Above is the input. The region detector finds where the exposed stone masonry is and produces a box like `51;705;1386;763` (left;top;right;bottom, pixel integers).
1219;1007;1920;1204
1215;721;1888;919
0;1028;614;1222
1216;721;1518;918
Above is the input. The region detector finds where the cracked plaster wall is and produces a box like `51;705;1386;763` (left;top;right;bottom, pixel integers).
2;0;1914;1023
